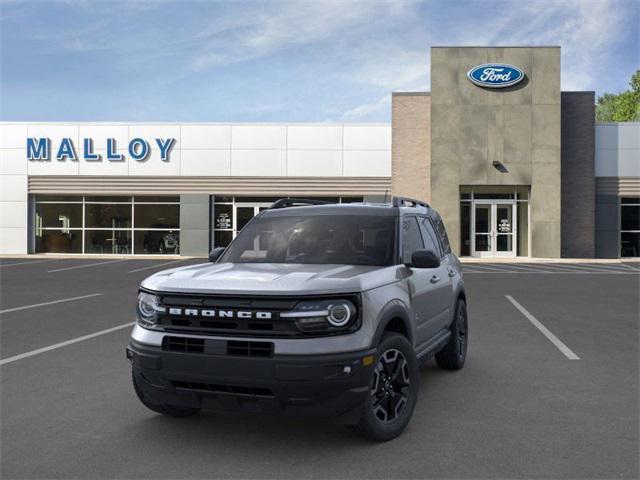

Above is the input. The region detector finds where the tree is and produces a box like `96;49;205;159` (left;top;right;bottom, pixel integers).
596;70;640;122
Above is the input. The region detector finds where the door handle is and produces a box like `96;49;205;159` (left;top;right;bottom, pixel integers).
430;275;440;284
448;269;456;277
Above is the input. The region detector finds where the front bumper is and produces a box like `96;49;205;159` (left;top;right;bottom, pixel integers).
128;339;376;423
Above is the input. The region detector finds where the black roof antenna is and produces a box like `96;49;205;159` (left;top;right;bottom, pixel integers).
383;189;389;203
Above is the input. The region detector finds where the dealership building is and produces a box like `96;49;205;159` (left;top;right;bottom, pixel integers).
0;46;638;258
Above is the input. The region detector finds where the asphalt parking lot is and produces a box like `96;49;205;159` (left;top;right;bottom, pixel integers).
1;258;638;479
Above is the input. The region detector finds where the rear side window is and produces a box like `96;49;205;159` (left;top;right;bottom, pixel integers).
419;217;442;257
434;217;451;254
402;217;424;263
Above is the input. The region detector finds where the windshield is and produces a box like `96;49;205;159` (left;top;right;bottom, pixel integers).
220;214;397;266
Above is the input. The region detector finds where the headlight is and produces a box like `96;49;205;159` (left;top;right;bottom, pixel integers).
136;292;164;328
281;299;358;334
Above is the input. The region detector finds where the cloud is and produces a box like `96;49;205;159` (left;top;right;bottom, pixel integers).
339;94;391;121
1;0;637;121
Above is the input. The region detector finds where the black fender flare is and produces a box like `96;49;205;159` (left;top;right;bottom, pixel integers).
445;286;467;329
371;299;414;348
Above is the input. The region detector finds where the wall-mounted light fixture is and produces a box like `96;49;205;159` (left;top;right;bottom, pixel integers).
492;160;509;173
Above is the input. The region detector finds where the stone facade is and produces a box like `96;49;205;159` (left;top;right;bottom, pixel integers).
393;46;576;258
430;46;561;257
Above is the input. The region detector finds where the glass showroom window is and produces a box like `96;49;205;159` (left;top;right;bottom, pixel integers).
34;196;180;254
621;197;640;258
212;196;364;248
35;196;83;253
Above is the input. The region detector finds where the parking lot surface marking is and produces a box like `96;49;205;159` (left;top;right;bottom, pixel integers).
505;295;580;360
0;293;103;315
0;259;57;268
0;321;135;366
127;259;186;273
48;259;127;273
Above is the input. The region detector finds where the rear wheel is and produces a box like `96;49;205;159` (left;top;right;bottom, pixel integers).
435;299;468;370
349;333;419;441
132;371;200;418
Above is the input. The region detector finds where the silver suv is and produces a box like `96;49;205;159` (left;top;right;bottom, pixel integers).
127;197;468;441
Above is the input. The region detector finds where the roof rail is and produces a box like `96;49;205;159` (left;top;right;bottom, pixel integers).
392;196;430;209
270;198;332;209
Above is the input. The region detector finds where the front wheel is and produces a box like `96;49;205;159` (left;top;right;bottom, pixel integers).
349;333;419;441
435;298;468;370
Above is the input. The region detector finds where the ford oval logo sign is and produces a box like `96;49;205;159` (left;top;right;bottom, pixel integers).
467;63;525;88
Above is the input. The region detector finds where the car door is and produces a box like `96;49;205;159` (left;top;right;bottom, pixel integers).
402;216;446;348
419;216;454;333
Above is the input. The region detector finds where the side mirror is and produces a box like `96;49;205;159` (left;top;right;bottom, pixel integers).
409;249;440;269
208;247;225;263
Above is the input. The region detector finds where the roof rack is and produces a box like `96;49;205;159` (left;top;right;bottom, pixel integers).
270;198;332;209
392;196;430;209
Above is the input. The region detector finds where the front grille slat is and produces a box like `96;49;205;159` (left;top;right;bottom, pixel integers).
163;337;205;353
227;340;274;357
170;380;275;398
162;336;273;358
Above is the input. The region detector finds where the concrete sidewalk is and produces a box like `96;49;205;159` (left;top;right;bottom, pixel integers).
460;257;639;264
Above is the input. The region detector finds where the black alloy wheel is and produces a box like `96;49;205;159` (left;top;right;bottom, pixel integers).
349;333;419;441
371;348;411;423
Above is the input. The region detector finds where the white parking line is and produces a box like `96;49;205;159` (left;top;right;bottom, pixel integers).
505;295;580;360
539;263;624;273
0;293;103;314
127;259;186;273
0;259;57;268
463;264;511;272
48;259;126;273
0;322;135;366
491;264;557;273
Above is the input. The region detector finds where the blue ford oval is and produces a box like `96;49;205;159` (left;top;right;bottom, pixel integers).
467;63;525;88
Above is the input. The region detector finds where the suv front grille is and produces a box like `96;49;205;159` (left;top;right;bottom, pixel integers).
152;293;361;338
156;294;299;337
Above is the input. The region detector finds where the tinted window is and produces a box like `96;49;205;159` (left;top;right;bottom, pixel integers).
434;217;451;254
621;205;639;231
419;217;442;256
402;217;424;263
221;215;396;266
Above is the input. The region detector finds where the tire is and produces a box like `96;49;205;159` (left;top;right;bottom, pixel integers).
435;298;468;370
132;371;200;418
349;333;419;441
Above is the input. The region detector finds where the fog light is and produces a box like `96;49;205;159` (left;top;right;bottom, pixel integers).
362;355;374;366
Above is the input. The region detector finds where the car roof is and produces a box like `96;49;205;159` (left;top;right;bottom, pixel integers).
260;202;432;218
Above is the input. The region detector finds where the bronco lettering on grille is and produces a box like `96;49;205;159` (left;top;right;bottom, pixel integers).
167;308;273;320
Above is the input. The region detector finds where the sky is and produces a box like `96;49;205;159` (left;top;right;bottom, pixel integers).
1;0;638;122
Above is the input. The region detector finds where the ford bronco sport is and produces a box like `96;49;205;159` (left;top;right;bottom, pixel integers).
128;197;468;441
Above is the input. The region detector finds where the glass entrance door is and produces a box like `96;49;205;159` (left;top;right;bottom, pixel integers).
233;203;271;235
471;201;517;258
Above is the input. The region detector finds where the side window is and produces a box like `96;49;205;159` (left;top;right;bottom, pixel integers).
402;217;424;262
434;217;451;254
419;217;442;257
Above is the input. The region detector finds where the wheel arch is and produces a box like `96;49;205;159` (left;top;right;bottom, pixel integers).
371;301;414;347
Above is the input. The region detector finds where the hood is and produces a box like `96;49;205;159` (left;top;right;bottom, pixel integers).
141;262;402;295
